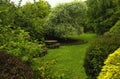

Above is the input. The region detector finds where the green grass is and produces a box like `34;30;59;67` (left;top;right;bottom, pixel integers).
39;33;97;79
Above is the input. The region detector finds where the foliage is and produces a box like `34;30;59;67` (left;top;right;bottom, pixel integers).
84;34;120;79
86;0;120;35
0;26;44;61
108;20;120;34
44;1;87;39
0;1;59;79
14;0;51;40
31;58;64;79
0;25;49;78
0;0;16;26
97;48;120;79
0;1;47;60
0;26;57;79
0;52;33;79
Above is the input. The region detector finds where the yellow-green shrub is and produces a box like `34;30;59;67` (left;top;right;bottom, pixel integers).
98;48;120;79
84;34;120;79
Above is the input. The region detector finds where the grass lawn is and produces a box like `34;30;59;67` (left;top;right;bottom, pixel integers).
39;33;97;79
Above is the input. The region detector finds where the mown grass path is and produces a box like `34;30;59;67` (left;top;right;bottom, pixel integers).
40;33;97;79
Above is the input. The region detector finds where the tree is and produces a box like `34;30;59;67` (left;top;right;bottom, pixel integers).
0;0;16;26
0;3;44;78
86;0;120;35
44;1;87;39
14;0;51;40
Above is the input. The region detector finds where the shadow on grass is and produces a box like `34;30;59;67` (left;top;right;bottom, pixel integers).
57;38;87;46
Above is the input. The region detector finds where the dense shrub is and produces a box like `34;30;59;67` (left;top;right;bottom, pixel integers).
0;26;48;78
0;1;60;79
14;0;51;40
31;58;64;79
86;0;120;35
0;25;61;79
0;52;33;79
44;1;87;39
84;34;120;79
0;26;44;61
97;48;120;79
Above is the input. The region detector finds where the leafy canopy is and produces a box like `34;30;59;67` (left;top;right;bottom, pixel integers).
86;0;120;35
44;1;87;39
14;0;51;40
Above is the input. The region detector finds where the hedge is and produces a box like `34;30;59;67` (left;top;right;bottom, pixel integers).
84;34;120;79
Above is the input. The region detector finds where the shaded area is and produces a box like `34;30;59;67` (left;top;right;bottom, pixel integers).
58;38;87;45
45;37;87;46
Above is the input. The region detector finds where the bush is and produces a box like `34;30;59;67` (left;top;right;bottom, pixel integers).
15;1;51;40
44;1;87;39
98;48;120;79
0;2;59;79
0;26;44;61
109;20;120;34
0;52;33;79
84;34;120;79
31;58;64;79
0;26;47;78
